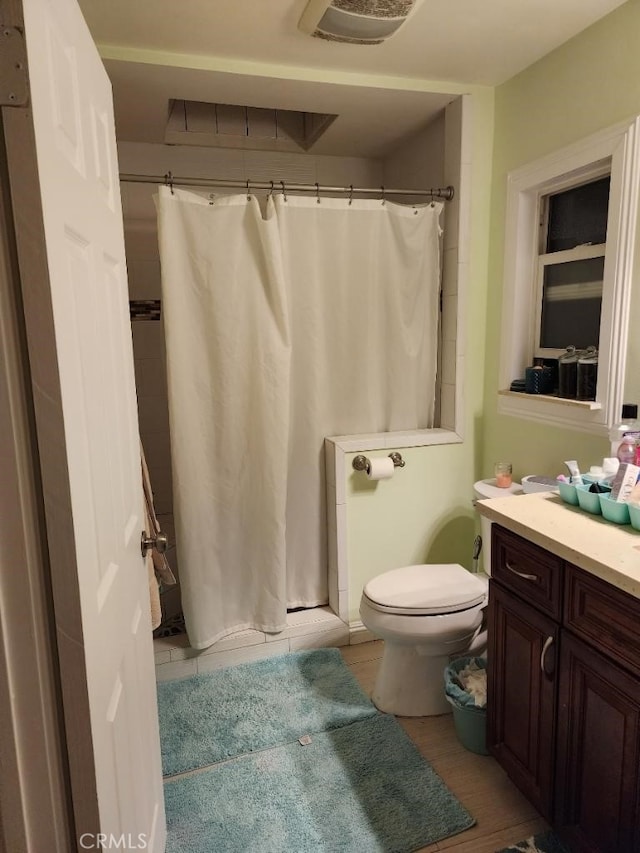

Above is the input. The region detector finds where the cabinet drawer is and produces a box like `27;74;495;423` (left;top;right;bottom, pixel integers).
492;525;563;620
564;564;640;680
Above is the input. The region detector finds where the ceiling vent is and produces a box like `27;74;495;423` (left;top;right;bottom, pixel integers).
165;100;337;153
298;0;426;45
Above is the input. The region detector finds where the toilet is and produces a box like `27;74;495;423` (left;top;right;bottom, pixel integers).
473;477;523;574
359;478;523;717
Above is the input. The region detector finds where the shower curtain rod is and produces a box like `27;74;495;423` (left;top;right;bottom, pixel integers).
118;172;455;201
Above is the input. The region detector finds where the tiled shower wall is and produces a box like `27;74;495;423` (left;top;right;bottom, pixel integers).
383;96;468;432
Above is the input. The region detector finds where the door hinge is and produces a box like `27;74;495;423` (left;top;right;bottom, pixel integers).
0;26;28;107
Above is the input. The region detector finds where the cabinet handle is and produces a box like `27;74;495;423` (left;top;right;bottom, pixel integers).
505;560;538;582
540;635;554;674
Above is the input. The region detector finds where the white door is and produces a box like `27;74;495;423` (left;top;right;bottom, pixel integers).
18;0;166;847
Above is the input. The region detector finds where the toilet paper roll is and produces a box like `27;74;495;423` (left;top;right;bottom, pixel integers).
366;457;395;481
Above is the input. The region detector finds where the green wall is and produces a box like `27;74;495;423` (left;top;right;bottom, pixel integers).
346;88;496;621
346;443;479;621
483;0;640;484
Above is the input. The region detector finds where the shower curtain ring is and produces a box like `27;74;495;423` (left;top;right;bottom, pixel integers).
246;179;251;201
281;181;287;202
165;171;174;195
380;186;385;206
316;183;321;204
268;180;274;200
349;185;354;205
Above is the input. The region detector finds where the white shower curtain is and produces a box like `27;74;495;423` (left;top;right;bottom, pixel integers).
276;195;442;607
157;186;442;648
158;188;290;648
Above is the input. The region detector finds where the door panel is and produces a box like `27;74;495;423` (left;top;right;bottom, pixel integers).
488;580;558;820
7;0;166;846
556;633;640;853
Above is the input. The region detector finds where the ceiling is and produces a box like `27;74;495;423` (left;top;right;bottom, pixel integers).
77;0;627;158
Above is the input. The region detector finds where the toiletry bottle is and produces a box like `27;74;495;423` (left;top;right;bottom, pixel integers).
609;403;639;457
617;433;637;465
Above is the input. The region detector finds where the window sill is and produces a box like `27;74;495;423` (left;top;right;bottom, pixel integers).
497;390;607;436
498;390;602;411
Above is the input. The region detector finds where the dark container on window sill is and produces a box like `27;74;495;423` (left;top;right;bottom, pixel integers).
525;365;555;395
577;348;598;401
558;346;579;399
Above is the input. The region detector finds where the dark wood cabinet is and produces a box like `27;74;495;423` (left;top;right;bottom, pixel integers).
488;524;640;853
488;582;558;820
555;632;640;853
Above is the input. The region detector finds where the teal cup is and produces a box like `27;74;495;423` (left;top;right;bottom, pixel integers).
558;481;579;506
576;483;602;514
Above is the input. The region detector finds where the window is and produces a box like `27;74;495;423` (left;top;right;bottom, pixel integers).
536;177;609;356
498;118;640;436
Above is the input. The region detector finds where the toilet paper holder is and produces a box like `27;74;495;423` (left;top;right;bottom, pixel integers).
352;452;405;474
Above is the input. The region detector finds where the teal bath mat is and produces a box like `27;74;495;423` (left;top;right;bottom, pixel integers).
164;713;476;853
157;648;379;776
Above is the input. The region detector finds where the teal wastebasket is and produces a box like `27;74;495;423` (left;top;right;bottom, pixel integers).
443;656;489;755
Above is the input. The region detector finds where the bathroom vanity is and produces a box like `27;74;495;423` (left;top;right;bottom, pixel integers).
477;492;640;853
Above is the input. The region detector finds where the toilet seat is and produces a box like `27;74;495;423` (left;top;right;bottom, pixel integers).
362;563;487;616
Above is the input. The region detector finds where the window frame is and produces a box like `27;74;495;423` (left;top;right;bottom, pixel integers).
498;117;640;436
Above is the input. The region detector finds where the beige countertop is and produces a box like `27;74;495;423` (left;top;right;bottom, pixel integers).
477;491;640;600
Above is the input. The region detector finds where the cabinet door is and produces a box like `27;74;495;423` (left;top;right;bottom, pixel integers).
555;632;640;853
488;580;558;820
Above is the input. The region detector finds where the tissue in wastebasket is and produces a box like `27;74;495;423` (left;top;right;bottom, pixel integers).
458;661;487;708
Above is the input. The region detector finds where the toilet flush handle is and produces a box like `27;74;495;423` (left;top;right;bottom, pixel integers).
472;535;482;573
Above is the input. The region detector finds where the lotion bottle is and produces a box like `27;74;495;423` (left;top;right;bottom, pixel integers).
617;433;637;465
610;403;639;457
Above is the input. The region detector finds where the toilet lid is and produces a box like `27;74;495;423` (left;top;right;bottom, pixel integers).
362;563;487;615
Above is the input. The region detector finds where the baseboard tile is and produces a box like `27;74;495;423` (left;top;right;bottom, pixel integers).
154;650;171;666
289;624;350;651
348;622;376;644
155;658;197;682
154;610;352;680
195;639;291;674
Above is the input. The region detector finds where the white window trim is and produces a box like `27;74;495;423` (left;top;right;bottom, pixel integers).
498;117;640;436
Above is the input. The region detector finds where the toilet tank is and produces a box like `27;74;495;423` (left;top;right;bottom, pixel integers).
473;479;523;575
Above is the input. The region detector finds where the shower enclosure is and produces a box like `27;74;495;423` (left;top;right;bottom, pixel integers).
156;185;444;649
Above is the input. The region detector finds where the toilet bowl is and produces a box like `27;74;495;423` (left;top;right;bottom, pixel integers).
359;563;488;717
360;478;524;717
